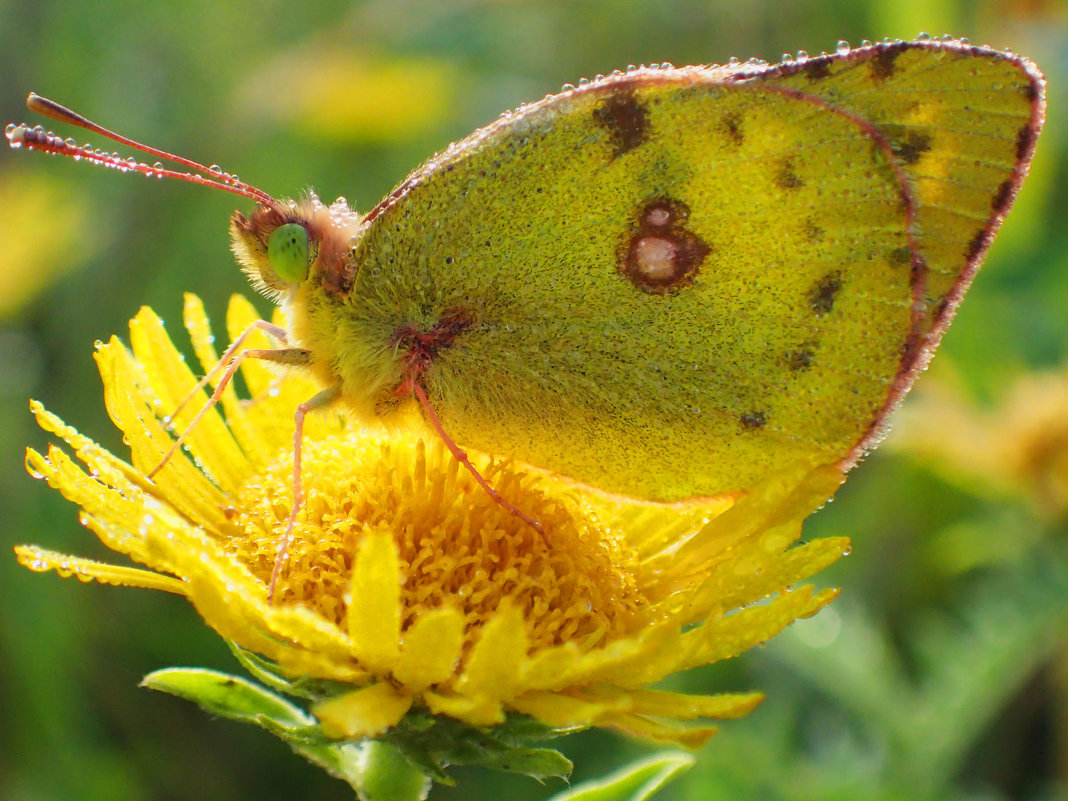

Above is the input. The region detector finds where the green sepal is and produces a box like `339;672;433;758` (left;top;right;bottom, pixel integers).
356;740;432;801
148;654;574;790
546;752;695;801
228;640;353;700
231;643;574;784
386;710;574;784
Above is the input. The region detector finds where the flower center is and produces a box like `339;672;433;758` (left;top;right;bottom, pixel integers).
226;428;648;651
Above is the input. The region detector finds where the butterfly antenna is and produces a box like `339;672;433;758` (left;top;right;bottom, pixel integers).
6;92;276;205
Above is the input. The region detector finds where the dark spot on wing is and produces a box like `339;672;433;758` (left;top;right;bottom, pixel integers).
809;270;843;315
787;347;816;371
870;47;901;80
618;198;710;293
992;179;1014;214
892;131;932;165
723;112;744;146
804;220;825;243
593;91;650;157
804;60;831;81
775;159;804;190
1016;123;1037;161
889;245;912;265
965;229;987;262
739;411;767;429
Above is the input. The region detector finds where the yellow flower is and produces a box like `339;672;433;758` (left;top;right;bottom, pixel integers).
17;294;847;750
895;369;1068;518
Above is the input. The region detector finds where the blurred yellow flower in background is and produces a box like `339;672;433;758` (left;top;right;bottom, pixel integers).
895;368;1068;519
237;48;459;144
0;170;88;319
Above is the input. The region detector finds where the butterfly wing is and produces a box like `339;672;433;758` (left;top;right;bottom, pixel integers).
337;39;1043;502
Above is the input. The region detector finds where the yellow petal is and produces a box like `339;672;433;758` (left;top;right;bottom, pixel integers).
422;690;504;727
348;528;401;674
600;712;721;748
226;294;285;401
96;339;230;531
550;625;680;690
30;401;144;489
586;687;764;720
14;544;185;594
510;689;630;727
393;605;465;690
585;493;736;563
678;587;839;673
314;683;413;739
26;445;181;573
128;307;248;491
578;588;835;689
521;641;584;690
650;464;845;580
182;294;267;468
454;602;528;700
682;536;851;621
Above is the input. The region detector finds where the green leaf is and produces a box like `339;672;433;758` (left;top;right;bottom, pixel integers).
547;752;695;801
495;713;582;745
142;667;312;727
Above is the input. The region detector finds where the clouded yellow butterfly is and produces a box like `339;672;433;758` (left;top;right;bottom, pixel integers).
8;37;1045;593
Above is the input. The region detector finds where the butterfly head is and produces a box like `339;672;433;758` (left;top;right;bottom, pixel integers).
230;193;364;302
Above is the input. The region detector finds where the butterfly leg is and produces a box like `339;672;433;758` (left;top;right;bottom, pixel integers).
268;383;342;603
410;381;544;536
148;343;311;480
163;319;289;429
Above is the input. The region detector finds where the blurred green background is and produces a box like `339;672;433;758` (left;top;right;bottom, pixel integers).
2;1;1067;799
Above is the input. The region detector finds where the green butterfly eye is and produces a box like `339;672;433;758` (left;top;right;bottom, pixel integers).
267;223;310;283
